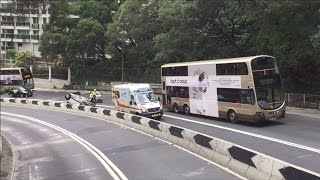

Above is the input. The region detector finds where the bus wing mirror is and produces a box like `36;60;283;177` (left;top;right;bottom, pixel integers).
130;101;132;105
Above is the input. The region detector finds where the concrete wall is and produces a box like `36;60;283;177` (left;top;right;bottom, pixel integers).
34;78;70;89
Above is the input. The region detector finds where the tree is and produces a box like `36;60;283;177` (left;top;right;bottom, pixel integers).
253;0;320;93
7;51;33;67
39;0;120;83
107;0;162;82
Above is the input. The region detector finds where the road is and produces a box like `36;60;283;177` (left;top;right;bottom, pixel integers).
1;105;241;180
2;90;320;173
95;91;320;173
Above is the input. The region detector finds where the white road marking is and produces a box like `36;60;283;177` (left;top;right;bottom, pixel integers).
297;154;314;159
1;112;128;180
97;104;320;154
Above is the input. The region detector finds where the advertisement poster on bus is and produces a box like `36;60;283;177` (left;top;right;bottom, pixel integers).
0;75;22;85
165;64;242;117
188;64;219;117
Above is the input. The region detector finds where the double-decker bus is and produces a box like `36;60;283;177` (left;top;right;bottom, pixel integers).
161;55;286;123
0;67;34;90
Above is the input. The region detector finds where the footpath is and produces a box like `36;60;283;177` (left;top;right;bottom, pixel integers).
33;88;320;119
286;106;320;119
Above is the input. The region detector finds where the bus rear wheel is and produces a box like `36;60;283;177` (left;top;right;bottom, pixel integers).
173;103;179;113
183;105;190;115
228;110;239;123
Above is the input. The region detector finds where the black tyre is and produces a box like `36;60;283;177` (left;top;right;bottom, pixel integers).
173;103;179;113
65;93;71;100
183;104;190;115
228;110;239;123
155;115;162;120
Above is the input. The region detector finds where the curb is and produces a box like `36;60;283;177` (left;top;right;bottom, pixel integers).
1;98;320;180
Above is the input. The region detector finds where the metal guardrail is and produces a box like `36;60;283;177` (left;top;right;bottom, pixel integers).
286;93;320;109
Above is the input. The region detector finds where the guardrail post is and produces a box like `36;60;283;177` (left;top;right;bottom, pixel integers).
287;93;290;104
48;66;52;83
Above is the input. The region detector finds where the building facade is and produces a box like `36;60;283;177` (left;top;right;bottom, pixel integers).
0;0;49;67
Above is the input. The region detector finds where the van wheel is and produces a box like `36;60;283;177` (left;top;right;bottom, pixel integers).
228;110;239;123
183;105;190;115
173;103;179;113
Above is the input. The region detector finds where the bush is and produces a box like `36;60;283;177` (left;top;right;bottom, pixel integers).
63;84;73;90
0;86;5;94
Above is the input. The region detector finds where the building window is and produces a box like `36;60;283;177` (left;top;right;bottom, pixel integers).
17;17;29;26
32;17;39;24
17;30;29;39
1;16;14;25
2;29;13;34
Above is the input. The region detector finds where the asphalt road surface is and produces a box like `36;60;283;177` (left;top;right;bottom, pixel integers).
1;105;241;180
2;90;320;174
97;92;320;174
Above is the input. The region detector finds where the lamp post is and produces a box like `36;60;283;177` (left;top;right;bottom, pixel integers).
116;45;125;84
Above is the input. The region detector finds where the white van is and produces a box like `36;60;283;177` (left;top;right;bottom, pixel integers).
112;84;163;119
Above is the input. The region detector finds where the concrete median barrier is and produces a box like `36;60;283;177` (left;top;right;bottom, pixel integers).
1;97;319;180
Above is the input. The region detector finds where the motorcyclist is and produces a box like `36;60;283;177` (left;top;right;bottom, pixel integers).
11;88;19;97
90;89;97;104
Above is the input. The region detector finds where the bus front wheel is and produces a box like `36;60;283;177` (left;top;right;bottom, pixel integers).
228;110;239;123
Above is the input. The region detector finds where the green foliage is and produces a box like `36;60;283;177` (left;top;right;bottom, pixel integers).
14;51;33;67
6;49;17;59
38;0;320;93
6;50;33;67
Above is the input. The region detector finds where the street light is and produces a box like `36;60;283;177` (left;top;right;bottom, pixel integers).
116;45;125;84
